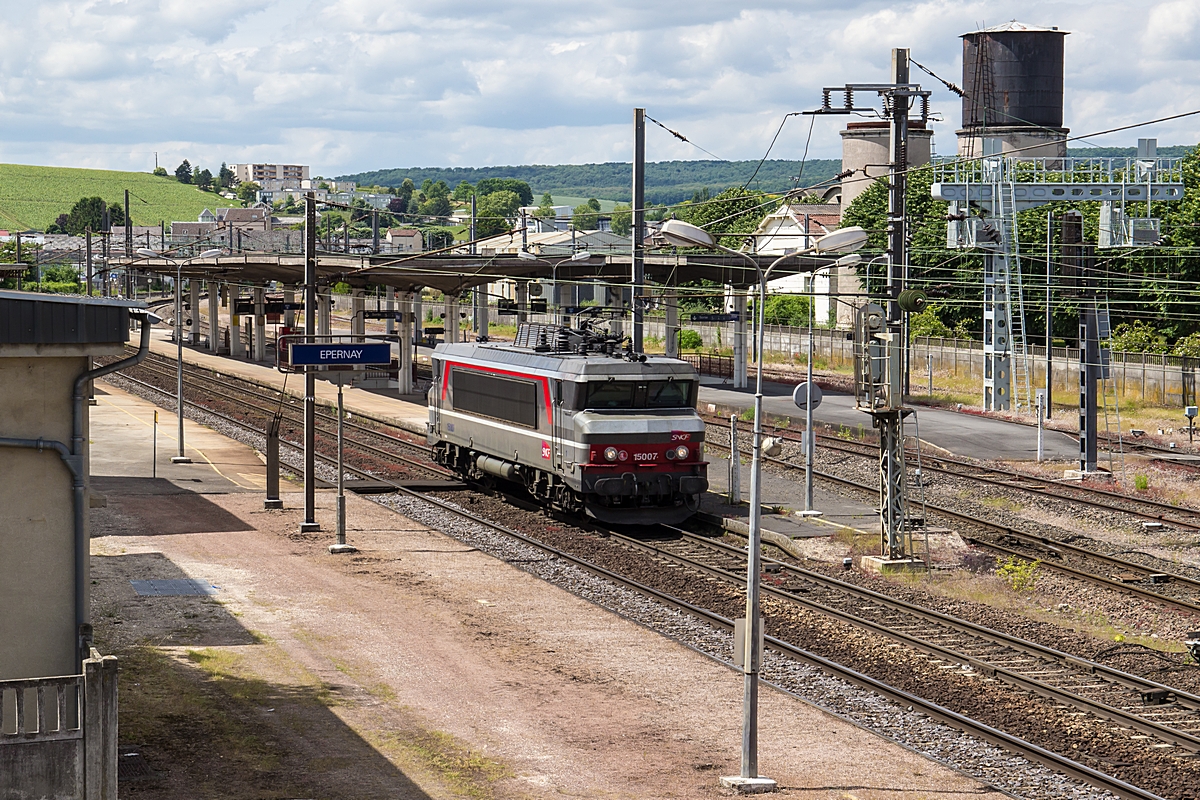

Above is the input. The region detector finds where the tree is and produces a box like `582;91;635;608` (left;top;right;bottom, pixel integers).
611;203;632;236
152;166;168;177
388;197;408;215
475;178;533;206
475;190;521;237
535;192;556;220
417;195;452;220
218;162;234;188
236;181;260;204
108;202;125;227
398;178;415;205
676;186;770;249
453;181;474;201
571;203;598;231
192;165;202;185
175;160;192;183
196;168;213;190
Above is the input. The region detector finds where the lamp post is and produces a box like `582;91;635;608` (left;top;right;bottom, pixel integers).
138;248;222;464
658;220;865;790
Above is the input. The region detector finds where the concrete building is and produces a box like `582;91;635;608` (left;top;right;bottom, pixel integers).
386;228;423;251
231;163;309;184
0;291;149;681
0;291;137;800
750;205;860;328
839;121;933;212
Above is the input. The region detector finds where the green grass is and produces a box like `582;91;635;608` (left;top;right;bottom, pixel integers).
546;195;620;212
0;163;240;230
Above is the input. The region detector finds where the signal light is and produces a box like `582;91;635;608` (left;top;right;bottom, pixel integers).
604;446;618;462
617;450;629;462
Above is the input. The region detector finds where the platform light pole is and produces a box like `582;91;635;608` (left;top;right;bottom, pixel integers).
139;247;222;464
658;219;865;791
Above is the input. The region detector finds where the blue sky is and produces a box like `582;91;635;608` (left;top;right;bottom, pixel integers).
3;1;1198;176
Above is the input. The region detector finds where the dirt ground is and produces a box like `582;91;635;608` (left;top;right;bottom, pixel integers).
89;480;1008;800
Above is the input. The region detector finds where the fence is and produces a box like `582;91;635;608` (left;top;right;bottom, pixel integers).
1;652;118;800
663;319;1198;407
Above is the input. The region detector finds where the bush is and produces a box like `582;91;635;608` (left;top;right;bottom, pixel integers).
909;305;952;339
1172;332;1200;358
996;556;1040;592
677;329;703;351
1134;474;1149;492
1108;320;1168;354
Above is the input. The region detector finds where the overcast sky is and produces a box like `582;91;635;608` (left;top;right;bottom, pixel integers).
3;0;1198;177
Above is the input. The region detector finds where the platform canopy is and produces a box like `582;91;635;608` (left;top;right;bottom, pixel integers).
112;247;839;293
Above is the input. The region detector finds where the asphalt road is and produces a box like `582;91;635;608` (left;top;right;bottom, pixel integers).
698;378;1079;462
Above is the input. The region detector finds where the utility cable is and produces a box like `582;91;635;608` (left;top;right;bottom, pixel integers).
644;114;726;161
742;112;805;189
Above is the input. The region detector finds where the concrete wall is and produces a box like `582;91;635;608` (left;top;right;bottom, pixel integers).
0;352;99;681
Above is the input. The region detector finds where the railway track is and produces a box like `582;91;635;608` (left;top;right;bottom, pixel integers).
99;349;446;480
703;430;1200;617
102;354;1188;798
703;414;1200;531
620;526;1200;753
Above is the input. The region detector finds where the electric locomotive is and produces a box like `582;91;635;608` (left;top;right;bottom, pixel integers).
428;323;708;525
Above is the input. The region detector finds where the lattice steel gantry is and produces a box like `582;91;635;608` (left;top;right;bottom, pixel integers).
933;151;1184;412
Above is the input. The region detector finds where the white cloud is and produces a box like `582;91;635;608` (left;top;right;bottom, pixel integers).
0;0;1196;177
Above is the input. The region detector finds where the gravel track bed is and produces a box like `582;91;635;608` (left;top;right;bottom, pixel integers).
707;421;1200;654
107;368;1186;797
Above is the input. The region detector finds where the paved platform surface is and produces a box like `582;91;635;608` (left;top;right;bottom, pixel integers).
704;451;877;539
90;380;272;494
699;376;1080;462
86;366;1004;800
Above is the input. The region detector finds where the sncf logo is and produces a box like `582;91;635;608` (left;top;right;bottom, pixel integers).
541;441;552;459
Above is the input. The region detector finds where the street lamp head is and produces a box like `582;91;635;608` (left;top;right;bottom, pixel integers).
569;250;592;262
516;249;538;261
197;249;223;259
833;253;862;268
808;226;868;255
136;248;159;259
658;219;716;249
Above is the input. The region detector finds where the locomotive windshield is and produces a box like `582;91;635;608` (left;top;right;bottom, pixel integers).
583;379;693;409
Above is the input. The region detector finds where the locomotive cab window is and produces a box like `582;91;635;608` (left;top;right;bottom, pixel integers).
582;379;693;409
451;368;539;428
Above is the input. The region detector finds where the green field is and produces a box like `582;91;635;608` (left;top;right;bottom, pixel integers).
0;164;240;231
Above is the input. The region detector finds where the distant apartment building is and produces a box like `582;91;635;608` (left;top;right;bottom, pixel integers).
231;163;310;184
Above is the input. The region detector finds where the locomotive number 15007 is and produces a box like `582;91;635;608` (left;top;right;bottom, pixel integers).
633;452;658;462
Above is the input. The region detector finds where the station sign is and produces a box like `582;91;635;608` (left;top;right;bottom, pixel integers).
289;342;392;366
689;312;740;323
363;310;401;320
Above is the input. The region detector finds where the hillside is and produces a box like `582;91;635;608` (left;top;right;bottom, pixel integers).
341;144;1198;208
0;164;239;231
338;159;844;206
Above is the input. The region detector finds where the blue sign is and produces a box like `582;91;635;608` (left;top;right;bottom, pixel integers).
290;342;392;366
690;312;739;322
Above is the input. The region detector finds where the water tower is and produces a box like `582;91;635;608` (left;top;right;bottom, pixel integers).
957;21;1069;157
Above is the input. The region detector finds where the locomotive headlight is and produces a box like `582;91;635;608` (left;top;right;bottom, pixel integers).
673;445;690;460
604;446;619;462
665;448;676;460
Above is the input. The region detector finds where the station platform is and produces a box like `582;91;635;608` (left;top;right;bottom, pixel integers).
86;367;1004;799
146;329;430;435
149;330;1073;463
